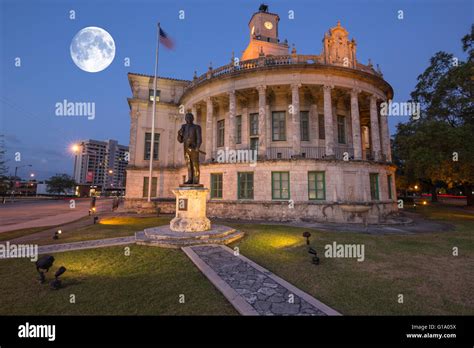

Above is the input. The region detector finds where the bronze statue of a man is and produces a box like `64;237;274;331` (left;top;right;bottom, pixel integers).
177;113;202;184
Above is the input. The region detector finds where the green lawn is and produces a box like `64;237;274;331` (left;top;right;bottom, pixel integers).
0;245;237;315
229;204;474;315
9;216;172;245
0;226;56;242
1;205;472;315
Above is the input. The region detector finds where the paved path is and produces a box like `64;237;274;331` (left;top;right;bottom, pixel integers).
183;244;340;316
36;236;135;255
0;198;112;233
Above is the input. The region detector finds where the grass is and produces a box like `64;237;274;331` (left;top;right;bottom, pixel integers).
0;227;56;242
0;245;237;315
228;204;474;315
0;205;472;315
12;216;172;246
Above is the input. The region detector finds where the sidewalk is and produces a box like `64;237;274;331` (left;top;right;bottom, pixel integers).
0;199;112;234
183;244;341;316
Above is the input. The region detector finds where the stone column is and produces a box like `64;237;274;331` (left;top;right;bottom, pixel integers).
350;89;362;160
291;83;301;156
369;95;381;161
205;97;213;161
228;90;236;149
257;85;267;157
379;100;392;162
242;106;249;147
323;85;335;156
191;104;198;125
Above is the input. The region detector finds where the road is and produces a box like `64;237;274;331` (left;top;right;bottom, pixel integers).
0;198;112;233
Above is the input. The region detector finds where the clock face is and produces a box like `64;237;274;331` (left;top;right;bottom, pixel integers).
264;21;273;30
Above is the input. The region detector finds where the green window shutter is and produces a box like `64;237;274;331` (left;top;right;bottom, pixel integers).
142;176;157;197
235;116;242;144
370;173;379;200
272;171;290;200
387;175;393;199
238;172;254;199
142;177;149;198
272;112;286;141
217;120;225;147
300;111;309;141
210;173;223;199
250;113;259;136
144;133;160;160
318;114;325;140
337;115;346;144
308;171;326;200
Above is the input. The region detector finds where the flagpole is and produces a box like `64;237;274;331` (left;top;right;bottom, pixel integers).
147;22;160;202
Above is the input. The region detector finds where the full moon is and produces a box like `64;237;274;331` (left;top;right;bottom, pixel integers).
70;27;115;73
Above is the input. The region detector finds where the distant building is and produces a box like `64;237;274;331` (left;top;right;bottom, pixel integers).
36;182;74;196
72;139;128;194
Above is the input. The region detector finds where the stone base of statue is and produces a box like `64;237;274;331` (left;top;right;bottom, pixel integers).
170;185;211;232
135;185;244;248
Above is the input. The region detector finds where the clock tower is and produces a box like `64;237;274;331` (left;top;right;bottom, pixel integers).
242;4;289;60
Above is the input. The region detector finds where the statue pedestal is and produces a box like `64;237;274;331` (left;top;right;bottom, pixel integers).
170;186;211;232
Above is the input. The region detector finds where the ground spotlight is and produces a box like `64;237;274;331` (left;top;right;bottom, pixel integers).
50;266;67;290
302;231;311;245
308;247;320;265
35;255;55;283
93;216;99;224
53;229;62;240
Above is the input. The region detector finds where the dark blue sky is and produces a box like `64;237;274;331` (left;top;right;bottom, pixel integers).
1;0;472;179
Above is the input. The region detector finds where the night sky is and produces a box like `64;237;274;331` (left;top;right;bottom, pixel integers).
1;0;472;180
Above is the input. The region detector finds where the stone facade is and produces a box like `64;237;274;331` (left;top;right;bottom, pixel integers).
124;7;398;224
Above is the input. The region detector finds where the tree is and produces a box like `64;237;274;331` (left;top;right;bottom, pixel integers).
46;174;76;196
393;26;474;205
0;135;9;195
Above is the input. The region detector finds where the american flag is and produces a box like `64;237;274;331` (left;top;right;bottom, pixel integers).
159;27;174;49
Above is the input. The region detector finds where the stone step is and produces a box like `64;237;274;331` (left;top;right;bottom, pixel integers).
143;228;237;242
136;230;244;249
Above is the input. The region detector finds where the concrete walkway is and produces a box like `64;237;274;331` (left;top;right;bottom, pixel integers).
36;236;135;255
0;199;112;234
183;244;341;316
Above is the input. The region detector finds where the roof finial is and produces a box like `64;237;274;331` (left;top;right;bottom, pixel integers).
193;70;197;80
337;20;341;27
259;4;268;12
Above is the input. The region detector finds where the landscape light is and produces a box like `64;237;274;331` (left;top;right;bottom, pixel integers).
35;255;55;284
302;231;311;245
50;266;67;290
93;216;99;224
53;229;62;240
308;247;320;265
423;200;427;205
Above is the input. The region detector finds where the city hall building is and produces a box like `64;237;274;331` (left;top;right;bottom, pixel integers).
124;7;397;224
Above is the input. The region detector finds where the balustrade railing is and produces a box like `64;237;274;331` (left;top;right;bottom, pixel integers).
301;146;326;159
266;147;292;160
184;54;381;93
